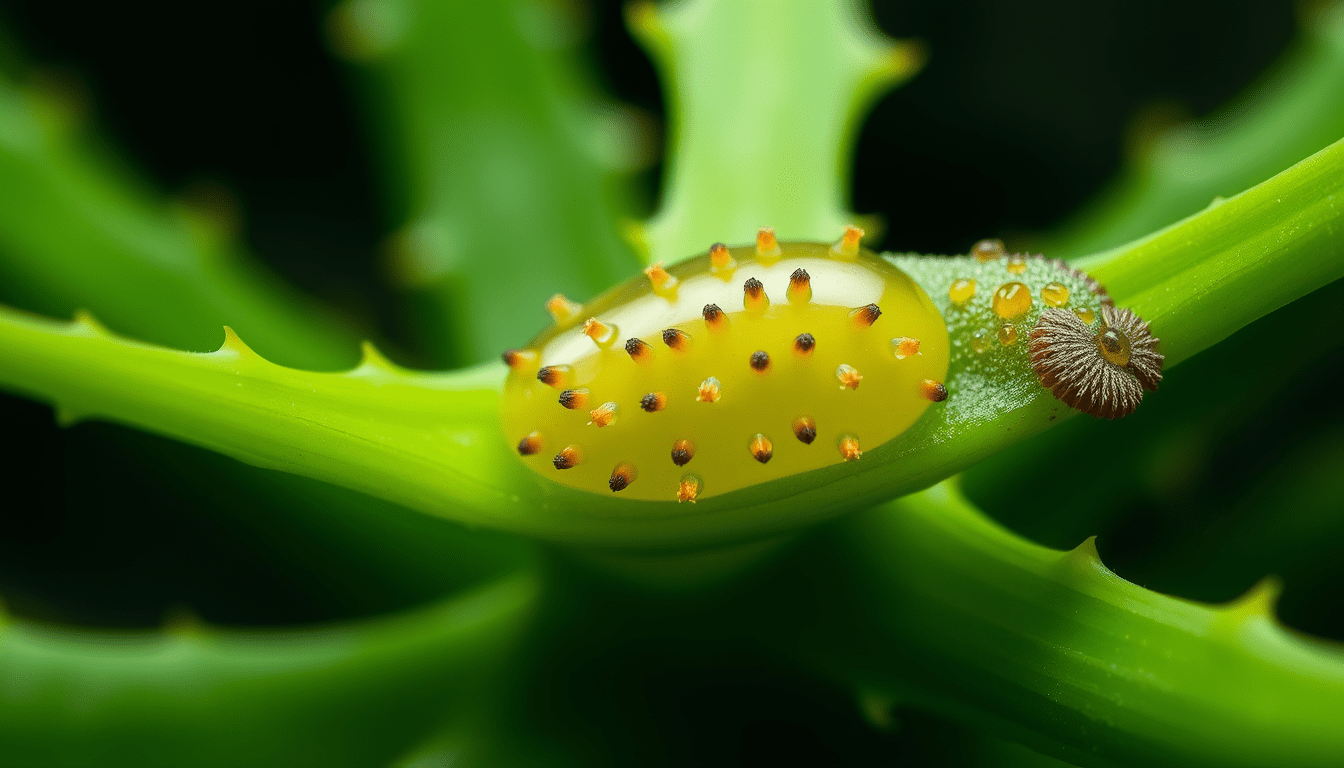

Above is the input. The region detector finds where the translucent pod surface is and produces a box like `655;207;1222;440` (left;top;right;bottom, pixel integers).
502;235;950;502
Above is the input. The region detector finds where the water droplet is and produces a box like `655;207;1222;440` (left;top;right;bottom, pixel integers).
992;282;1031;320
949;278;976;306
1098;328;1132;366
1042;282;1070;307
998;324;1018;345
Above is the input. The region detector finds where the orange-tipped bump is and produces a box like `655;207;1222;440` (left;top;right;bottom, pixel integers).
836;364;862;390
583;318;619;347
832;225;864;259
756;227;781;258
547;294;583;323
677;474;702;503
891;337;921;360
838;434;862;461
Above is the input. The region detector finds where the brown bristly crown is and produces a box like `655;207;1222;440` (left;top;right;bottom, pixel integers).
1028;306;1162;419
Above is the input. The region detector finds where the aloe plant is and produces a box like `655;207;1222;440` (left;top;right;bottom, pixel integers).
0;1;1341;765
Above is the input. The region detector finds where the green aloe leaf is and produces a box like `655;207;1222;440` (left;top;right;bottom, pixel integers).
0;571;539;767
331;0;644;365
0;75;356;370
1050;3;1344;257
791;482;1344;768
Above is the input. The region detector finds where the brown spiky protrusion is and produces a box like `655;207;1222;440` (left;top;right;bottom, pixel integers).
671;439;695;466
677;475;701;503
517;431;544;455
558;388;590;410
537;365;572;388
662;327;690;351
891;337;921;360
696;376;722;403
709;242;735;274
787;268;812;303
609;462;637;492
547;294;582;323
553;445;582;469
792;416;817;444
743;277;768;312
583;318;618;347
640;392;667;412
749;350;770;372
644;262;678;295
703;304;728;332
832;225;864;259
794;333;816;356
1029;306;1163;419
625;337;653;364
836;364;862;390
971;238;1005;262
756;227;781;259
838;435;862;461
502;349;538;370
750;434;774;463
850;303;882;327
588;402;619;427
920;379;948;402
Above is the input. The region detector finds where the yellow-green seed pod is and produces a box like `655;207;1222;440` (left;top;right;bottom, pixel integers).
501;233;950;502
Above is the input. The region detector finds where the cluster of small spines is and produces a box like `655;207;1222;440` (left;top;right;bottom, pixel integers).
507;228;947;501
952;238;1113;354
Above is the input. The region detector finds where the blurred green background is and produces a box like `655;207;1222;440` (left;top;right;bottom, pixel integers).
0;0;1339;764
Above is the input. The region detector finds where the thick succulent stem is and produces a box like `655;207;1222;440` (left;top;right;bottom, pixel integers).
793;483;1344;768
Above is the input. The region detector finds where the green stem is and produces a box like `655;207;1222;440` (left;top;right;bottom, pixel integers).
798;483;1344;768
0;138;1338;550
1079;136;1344;366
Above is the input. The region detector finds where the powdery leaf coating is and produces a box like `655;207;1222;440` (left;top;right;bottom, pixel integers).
1029;306;1163;419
